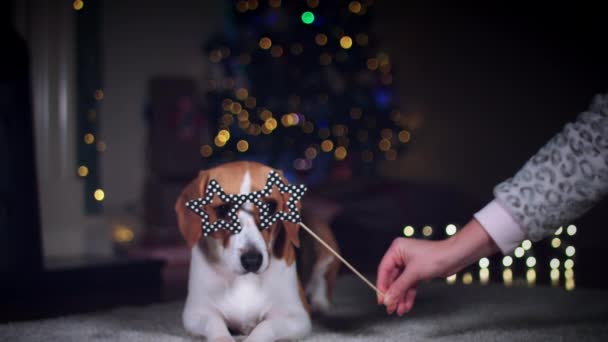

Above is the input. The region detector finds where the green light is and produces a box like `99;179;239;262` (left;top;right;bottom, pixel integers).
301;11;315;24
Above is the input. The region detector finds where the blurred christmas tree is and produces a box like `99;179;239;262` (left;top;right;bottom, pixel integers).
201;0;411;184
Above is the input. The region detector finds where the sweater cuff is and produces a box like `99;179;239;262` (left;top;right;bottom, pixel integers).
473;199;527;254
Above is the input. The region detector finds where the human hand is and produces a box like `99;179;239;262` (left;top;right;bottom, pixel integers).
376;219;499;316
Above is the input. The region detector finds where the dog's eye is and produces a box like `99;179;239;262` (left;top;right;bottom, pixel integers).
215;204;232;220
265;200;278;215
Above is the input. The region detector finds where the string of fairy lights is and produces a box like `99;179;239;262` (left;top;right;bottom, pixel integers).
402;223;578;291
201;0;412;169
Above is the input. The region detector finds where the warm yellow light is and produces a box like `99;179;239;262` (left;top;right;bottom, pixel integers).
565;278;575;291
567;225;577;236
333;124;347;137
73;0;84;11
200;145;213;157
235;88;248;101
503;268;513;286
551;237;561;248
236;0;248;12
514;247;525;258
305;147;318;160
214;136;226;147
84;133;95;144
550;269;560;283
321;140;334;152
422;225;433;237
334;146;347;160
230;102;242;114
479;257;490;269
564;269;574;279
113;224;134;243
362;150;373;162
502;256;513;267
307;0;319;8
367;58;379;70
564;259;574;270
302;121;314;134
522;240;532;250
555;226;563;235
245;96;256;108
526;256;537;268
550;258;560;269
222;99;233;111
462;272;473;285
259;37;272;49
380;128;392;140
378;138;391;151
77;166;89;177
479;268;490;285
348;1;362;13
260;109;273;120
315;33;328;46
398;130;411;143
339;36;353;49
264;118;278;130
217;129;231;143
403;225;414;237
385;149;397;161
445;224;457;236
237;110;249;122
236;140;249;152
209;50;222;63
526;268;536;286
94;189;105;201
565;246;575;257
250;124;262;136
446;274;457;285
270;45;283;57
94;89;104;101
269;0;281;8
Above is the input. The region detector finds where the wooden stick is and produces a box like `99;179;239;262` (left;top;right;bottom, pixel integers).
298;222;385;297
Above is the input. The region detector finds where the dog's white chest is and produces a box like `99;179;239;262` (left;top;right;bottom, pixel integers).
216;275;271;333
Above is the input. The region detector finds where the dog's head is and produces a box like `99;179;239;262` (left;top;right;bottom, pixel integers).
175;161;301;275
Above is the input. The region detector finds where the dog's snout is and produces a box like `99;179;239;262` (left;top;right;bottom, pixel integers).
240;250;263;273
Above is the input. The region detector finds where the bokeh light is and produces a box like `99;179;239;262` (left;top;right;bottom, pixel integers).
445;224;457;236
301;11;315;24
403;225;414;237
94;189;105;201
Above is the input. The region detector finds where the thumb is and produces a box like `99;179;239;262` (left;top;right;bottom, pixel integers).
383;267;418;308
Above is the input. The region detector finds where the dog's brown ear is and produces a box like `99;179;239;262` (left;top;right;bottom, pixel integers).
276;169;301;248
175;170;209;247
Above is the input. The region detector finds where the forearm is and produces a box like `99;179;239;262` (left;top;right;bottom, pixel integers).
494;92;608;242
439;218;500;276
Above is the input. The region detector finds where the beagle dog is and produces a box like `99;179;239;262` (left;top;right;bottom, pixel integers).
174;161;341;341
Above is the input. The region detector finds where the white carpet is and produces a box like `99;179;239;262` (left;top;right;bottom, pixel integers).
2;275;608;341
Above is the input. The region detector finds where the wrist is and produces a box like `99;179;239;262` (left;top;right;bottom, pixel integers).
440;219;500;275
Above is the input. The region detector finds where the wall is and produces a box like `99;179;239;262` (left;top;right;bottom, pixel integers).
100;0;222;216
372;1;608;202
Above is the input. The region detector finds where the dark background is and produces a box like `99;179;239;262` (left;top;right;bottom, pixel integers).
1;0;607;322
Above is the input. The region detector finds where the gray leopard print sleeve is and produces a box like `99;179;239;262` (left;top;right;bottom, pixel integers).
494;92;608;241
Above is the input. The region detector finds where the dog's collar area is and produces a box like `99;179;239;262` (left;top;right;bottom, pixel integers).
185;170;307;236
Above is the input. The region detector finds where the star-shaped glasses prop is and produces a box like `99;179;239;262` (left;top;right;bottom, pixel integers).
185;170;307;236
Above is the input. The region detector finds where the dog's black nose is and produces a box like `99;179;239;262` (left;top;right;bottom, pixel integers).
240;250;263;273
